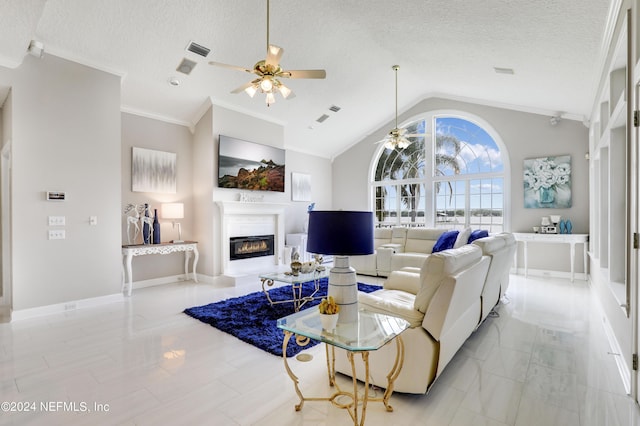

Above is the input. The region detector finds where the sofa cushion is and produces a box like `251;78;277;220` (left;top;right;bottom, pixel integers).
404;228;445;253
468;229;489;244
385;270;422;294
454;227;472;248
414;244;483;313
432;230;459;253
359;290;425;327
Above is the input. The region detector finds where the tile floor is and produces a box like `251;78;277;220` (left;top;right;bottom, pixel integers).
1;273;639;425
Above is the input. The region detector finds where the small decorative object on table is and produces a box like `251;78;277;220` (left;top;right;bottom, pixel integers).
318;296;340;330
290;260;302;276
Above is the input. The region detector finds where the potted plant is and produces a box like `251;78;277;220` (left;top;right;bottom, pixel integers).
318;296;339;330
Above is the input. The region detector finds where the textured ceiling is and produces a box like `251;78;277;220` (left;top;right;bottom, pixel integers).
0;0;611;158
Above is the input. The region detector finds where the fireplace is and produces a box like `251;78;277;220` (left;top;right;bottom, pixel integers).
229;235;275;260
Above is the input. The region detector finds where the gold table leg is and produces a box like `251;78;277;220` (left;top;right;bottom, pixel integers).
282;333;405;425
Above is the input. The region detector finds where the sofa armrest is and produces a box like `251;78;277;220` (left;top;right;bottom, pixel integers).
359;290;424;327
384;270;421;294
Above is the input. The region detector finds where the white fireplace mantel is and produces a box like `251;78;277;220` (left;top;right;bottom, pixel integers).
216;201;287;277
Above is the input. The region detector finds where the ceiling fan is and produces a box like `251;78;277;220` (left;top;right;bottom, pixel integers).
378;65;426;150
208;0;326;106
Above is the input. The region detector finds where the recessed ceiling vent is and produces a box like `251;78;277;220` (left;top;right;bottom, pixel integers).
177;58;197;75
493;67;514;75
186;41;211;58
329;105;341;113
316;114;330;123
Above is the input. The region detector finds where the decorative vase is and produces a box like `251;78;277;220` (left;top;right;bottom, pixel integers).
152;208;161;244
142;203;151;244
319;313;339;331
566;220;573;234
559;219;566;234
539;187;555;204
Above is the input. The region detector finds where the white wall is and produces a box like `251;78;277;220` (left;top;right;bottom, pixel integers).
0;54;122;311
120;112;194;281
333;96;589;274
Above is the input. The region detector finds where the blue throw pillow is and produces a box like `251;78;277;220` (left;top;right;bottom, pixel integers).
468;229;489;244
432;230;459;253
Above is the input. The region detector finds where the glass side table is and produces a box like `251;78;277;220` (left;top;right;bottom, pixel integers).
277;308;410;426
260;268;330;312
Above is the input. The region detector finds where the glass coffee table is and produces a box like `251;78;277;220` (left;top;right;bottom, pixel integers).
277;308;410;425
260;269;330;312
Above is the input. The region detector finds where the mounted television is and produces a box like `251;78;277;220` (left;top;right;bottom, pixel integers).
217;135;285;192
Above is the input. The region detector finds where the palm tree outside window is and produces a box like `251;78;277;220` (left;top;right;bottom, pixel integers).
372;114;507;232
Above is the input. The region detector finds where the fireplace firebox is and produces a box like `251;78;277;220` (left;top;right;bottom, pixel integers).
229;235;275;260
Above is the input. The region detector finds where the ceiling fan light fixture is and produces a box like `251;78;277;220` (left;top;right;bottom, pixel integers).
260;77;274;92
245;85;258;97
265;92;276;106
278;83;292;98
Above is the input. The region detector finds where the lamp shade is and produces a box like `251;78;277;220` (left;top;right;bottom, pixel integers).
161;203;184;220
306;211;374;256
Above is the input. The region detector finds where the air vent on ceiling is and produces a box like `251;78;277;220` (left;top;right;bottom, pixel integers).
186;41;211;58
316;114;330;123
328;105;341;113
176;58;197;75
493;67;514;75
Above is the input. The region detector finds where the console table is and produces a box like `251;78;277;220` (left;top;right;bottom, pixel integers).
513;233;588;282
121;241;199;296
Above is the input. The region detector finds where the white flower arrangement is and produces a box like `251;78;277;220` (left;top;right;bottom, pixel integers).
523;158;571;191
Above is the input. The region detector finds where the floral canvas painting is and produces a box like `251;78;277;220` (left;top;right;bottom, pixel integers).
523;155;571;208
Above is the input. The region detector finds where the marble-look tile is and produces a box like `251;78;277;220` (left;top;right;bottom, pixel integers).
0;274;638;425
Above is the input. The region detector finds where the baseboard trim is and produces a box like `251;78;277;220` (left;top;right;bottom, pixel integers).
11;293;124;322
512;267;588;281
601;308;631;394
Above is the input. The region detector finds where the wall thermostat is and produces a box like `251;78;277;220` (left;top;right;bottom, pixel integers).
46;191;66;201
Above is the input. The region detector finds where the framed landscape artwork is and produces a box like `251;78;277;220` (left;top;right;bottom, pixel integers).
217;135;285;192
131;147;177;193
523;155;571;208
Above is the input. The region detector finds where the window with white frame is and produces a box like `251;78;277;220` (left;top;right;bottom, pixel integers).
372;114;507;232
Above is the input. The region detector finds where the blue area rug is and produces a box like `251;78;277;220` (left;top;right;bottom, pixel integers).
184;279;381;357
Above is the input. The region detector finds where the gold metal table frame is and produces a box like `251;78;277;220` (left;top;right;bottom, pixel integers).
277;310;409;426
260;269;329;312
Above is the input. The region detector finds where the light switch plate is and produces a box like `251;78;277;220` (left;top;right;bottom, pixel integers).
48;230;65;240
48;216;65;226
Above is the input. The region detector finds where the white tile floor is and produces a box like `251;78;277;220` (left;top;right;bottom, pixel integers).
1;273;639;425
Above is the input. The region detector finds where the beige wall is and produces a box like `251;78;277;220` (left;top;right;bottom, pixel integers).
120;112;194;282
333;96;589;274
0;54;122;311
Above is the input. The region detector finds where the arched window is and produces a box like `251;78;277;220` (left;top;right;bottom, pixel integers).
372;112;509;232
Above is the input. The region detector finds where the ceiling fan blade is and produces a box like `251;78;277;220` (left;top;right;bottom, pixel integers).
208;61;254;74
265;45;283;67
231;81;257;94
280;69;326;79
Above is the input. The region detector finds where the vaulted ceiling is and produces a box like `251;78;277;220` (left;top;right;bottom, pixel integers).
0;0;611;158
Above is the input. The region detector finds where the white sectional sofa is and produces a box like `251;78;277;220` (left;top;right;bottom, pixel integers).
334;233;516;394
349;226;483;277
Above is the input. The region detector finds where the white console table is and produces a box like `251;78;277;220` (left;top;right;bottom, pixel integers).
122;241;199;296
513;233;588;282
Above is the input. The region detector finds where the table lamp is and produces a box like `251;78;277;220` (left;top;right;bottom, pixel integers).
307;211;374;323
161;203;184;243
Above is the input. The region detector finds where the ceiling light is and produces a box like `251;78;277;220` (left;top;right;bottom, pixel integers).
278;83;292;99
265;92;276;106
245;85;258;97
381;65;411;150
260;78;273;92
